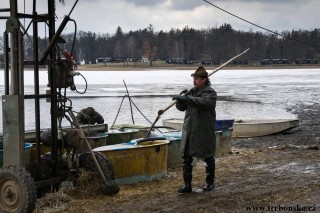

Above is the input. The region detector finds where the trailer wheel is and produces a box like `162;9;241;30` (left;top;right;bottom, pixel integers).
79;151;120;195
0;166;36;213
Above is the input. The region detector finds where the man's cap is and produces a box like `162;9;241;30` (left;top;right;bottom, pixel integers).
191;66;208;77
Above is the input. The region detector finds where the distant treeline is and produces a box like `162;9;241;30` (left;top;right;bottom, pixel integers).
9;23;320;65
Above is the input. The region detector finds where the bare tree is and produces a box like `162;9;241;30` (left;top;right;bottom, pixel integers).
0;36;4;54
145;24;155;66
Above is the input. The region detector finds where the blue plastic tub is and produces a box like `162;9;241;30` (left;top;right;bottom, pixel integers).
216;119;235;130
0;143;33;167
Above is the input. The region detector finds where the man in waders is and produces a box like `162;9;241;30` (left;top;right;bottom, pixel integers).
172;66;217;193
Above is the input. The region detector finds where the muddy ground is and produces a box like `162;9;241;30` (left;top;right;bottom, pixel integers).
35;103;320;213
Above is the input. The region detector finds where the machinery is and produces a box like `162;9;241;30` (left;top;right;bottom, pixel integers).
0;1;119;212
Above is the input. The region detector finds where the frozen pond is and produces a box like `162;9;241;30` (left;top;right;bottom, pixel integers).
0;68;319;131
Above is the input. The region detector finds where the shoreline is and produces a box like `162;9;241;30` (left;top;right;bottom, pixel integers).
76;63;320;71
19;63;320;72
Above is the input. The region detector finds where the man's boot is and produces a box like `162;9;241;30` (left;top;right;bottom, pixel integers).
203;157;215;192
178;165;192;193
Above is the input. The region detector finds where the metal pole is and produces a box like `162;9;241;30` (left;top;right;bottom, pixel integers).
33;6;42;180
123;80;135;124
48;0;58;178
2;0;25;167
3;32;9;95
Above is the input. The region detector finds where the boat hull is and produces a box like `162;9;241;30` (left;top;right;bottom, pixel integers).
163;118;299;138
232;119;299;138
162;119;184;131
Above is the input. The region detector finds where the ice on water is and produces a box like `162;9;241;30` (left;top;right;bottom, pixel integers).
0;68;319;131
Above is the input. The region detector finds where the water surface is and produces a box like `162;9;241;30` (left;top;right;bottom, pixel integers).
1;68;319;131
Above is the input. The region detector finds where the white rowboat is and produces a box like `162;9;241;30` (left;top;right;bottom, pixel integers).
232;119;299;138
162;118;184;131
162;118;299;138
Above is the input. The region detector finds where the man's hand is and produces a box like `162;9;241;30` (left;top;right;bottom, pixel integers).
172;95;188;103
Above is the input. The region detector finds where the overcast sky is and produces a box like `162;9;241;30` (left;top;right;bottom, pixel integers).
0;0;319;36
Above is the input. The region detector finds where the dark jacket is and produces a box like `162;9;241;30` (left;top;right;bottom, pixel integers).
175;85;217;158
76;109;104;125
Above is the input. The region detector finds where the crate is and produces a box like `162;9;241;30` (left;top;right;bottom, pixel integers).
0;143;33;167
216;119;235;130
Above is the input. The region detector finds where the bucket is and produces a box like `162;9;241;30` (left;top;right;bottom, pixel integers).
0;143;33;167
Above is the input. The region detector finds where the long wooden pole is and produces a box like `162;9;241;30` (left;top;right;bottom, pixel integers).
123;79;135;124
145;48;249;138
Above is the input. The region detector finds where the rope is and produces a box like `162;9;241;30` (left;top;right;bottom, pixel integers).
129;97;153;124
203;0;320;49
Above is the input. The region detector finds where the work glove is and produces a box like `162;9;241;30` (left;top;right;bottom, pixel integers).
172;95;188;103
180;89;189;95
90;116;99;124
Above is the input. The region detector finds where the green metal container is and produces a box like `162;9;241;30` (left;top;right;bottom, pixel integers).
160;132;182;169
78;132;108;154
106;129;139;145
215;128;233;157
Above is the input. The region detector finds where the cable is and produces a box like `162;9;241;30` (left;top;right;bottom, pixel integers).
69;18;77;57
202;0;320;49
74;73;88;94
129;97;153;125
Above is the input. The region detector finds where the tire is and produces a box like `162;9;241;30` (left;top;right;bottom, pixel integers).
0;166;37;213
79;151;120;195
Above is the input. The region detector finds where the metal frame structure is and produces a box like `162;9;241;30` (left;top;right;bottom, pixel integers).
1;0;63;185
0;1;119;212
0;1;78;212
